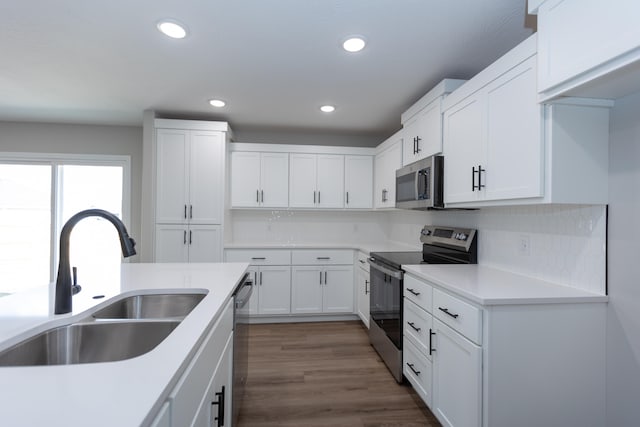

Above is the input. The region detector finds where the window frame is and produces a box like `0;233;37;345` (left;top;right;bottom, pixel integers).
0;152;131;284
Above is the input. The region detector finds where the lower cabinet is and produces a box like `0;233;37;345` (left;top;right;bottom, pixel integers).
247;265;292;315
291;265;354;314
403;272;607;427
192;333;233;427
152;298;234;427
431;319;482;427
355;251;370;327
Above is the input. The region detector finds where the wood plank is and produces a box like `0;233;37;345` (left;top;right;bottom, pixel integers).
237;321;441;427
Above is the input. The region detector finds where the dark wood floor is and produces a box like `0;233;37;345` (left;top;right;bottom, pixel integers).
237;321;441;427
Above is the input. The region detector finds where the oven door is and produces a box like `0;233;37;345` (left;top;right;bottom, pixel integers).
368;259;403;349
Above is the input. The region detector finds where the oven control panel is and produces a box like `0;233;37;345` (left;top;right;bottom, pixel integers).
420;225;476;251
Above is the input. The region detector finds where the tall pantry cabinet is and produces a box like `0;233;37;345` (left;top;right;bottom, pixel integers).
152;119;229;263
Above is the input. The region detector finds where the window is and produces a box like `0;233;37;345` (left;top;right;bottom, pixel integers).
0;153;130;294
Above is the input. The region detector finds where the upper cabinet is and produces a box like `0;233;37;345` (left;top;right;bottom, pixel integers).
401;79;466;166
290;153;344;208
156;127;224;225
230;151;289;208
530;0;640;101
443;34;611;208
374;131;403;209
344;155;373;209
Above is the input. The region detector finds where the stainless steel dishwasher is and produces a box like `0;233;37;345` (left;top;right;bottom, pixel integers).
232;272;253;426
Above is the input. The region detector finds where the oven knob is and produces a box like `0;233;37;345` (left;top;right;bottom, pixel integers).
422;228;431;236
456;233;467;241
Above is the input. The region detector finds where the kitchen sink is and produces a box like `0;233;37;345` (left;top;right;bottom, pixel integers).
0;320;180;366
90;292;206;320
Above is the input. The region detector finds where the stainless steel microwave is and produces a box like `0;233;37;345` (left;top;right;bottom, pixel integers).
395;155;444;210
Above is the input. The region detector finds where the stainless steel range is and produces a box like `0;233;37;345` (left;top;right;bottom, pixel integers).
367;225;477;382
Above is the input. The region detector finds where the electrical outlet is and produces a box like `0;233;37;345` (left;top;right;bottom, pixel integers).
518;234;531;256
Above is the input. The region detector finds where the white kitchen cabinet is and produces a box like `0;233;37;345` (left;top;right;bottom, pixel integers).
374;133;402;209
230;151;289;208
401;79;466;166
192;333;233;427
156;128;224;224
289;153;344;208
149;402;171;427
432;318;482;427
154;224;221;263
344;155;373;209
443;34;610;207
355;251;370;328
246;265;292;316
403;271;606;427
291;265;354;314
530;0;640;101
168;298;233;427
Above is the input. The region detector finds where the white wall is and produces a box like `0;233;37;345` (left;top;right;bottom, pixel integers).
606;91;640;426
0;121;143;247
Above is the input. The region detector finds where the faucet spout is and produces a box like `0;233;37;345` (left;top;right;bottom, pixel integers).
54;209;136;314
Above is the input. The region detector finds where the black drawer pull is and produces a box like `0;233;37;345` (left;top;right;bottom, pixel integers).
406;363;421;376
429;329;436;355
438;307;459;318
407;321;421;332
316;257;331;260
406;288;421;296
251;257;266;260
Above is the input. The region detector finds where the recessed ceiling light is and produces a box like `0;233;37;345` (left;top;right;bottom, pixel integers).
157;20;188;39
209;99;226;108
343;36;366;53
320;105;336;113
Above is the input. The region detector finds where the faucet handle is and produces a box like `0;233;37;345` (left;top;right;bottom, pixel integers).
72;266;82;295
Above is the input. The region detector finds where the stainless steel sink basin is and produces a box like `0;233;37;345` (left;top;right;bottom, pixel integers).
91;292;206;320
0;321;180;366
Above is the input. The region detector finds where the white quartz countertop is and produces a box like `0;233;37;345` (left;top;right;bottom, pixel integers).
224;241;421;255
402;264;608;305
0;262;249;427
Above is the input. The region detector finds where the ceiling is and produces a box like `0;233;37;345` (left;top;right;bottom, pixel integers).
0;0;535;139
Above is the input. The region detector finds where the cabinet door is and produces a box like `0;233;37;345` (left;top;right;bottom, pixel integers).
316;154;344;208
155;224;189;262
432;319;482;427
344;155;373;209
403;99;443;165
484;57;543;201
291;266;323;314
230;151;261;208
375;139;403;209
260;152;289;208
189;131;223;224
356;267;370;327
188;225;222;263
289;153;317;208
443;95;484;204
323;266;354;313
156;129;188;224
258;266;291;315
192;333;233;427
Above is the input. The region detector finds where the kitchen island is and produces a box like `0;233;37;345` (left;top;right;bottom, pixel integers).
0;262;249;427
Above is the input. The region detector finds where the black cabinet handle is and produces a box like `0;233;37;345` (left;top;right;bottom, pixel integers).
189;230;192;245
184;204;187;219
346;191;349;205
406;362;421;376
183;230;187;245
211;385;225;427
319;271;323;285
406;288;421;296
478;165;485;190
313;191;316;204
407;321;421;332
261;190;264;203
382;188;388;202
318;191;321;204
415;136;421;153
429;329;436;355
317;257;331;260
472;166;477;191
190;205;193;219
257;189;260;203
251;257;266;260
324;271;328;284
259;271;263;285
438;307;459;318
365;280;369;294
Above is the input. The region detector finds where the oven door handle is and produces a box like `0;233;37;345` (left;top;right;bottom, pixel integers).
367;258;403;280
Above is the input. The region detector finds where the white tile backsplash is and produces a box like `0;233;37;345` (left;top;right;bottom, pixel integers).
228;204;607;294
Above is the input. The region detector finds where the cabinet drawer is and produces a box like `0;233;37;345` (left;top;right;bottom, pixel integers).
224;249;291;265
433;288;482;345
291;249;353;265
404;298;434;359
169;299;233;426
404;274;433;312
403;337;433;407
356;251;370;273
